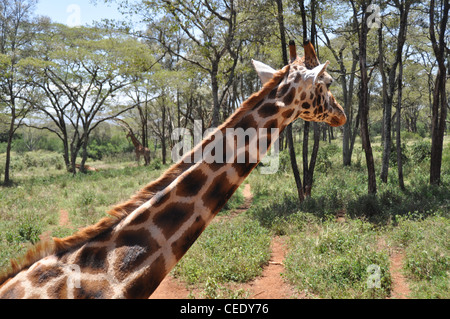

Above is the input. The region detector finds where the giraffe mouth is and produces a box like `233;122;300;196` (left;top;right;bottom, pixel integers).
328;115;347;127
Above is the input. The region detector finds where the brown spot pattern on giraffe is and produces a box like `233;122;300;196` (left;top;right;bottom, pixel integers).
153;203;195;238
171;216;206;261
283;87;296;105
114;229;160;281
202;172;238;212
176;170;208;197
124;254;166;299
27;264;63;287
47;277;69;299
0;283;25;299
73;279;113;299
74;245;109;275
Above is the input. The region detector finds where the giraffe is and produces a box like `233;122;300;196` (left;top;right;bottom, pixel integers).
116;119;151;166
0;40;346;299
127;131;151;166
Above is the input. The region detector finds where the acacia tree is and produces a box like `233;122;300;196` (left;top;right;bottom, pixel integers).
296;0;322;197
379;0;413;185
429;0;448;185
276;0;304;203
319;10;359;166
141;0;243;127
0;0;37;185
351;0;377;194
26;24;155;173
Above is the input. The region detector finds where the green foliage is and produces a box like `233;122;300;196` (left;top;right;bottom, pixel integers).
1;150;65;172
87;137;131;161
277;149;291;173
221;185;244;214
172;217;271;285
5;214;42;245
409;140;431;163
149;158;162;170
200;278;249;299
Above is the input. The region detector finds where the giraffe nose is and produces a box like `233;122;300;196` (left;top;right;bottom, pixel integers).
329;116;345;127
329;112;347;127
328;98;347;127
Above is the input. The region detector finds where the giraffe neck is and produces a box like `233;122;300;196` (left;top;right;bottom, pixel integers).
0;66;294;299
111;80;296;298
129;134;142;149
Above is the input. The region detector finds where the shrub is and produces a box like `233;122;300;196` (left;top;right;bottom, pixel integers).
409;140;431;163
5;215;42;244
149;158;162;170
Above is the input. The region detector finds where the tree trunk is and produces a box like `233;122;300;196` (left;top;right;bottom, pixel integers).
4;126;13;185
211;63;220;128
62;136;71;172
396;58;405;190
276;0;304;203
80;132;89;174
429;0;449;185
380;1;410;184
379;24;391;184
430;68;447;185
353;0;377;194
304;123;320;197
161;102;167;165
342;51;358;166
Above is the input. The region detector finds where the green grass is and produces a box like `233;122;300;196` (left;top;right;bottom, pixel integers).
172;216;271;285
388;214;449;298
0;154;168;270
244;135;449;299
1;135;449;299
284;217;391;298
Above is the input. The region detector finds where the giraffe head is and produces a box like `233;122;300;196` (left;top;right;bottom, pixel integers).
252;40;346;127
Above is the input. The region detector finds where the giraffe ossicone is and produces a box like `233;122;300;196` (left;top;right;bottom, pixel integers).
0;40;346;299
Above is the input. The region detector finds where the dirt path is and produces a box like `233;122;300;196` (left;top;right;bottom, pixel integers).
389;250;411;299
242;236;300;299
58;210;72;228
39;209;73;242
151;184;300;299
378;238;411;299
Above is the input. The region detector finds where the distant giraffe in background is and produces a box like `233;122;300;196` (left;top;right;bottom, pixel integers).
116;119;151;166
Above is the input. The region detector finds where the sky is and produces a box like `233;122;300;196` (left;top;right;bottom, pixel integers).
35;0;124;26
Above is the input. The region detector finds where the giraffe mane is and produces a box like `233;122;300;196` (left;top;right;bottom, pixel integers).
0;64;290;287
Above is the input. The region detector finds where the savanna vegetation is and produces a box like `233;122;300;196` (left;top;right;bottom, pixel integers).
0;0;448;299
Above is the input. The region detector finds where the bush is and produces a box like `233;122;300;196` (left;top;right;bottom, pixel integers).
409;140;431;163
276;149;291;173
5;215;42;244
8;151;65;171
149;158;162;170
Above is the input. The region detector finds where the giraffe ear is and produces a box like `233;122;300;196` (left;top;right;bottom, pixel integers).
252;60;277;85
304;61;330;85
